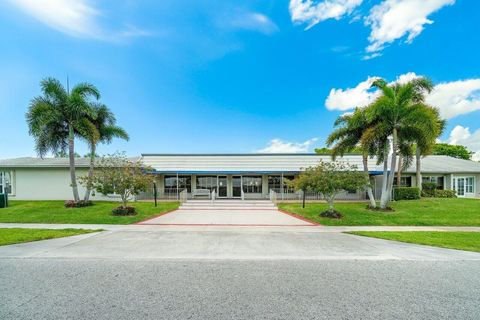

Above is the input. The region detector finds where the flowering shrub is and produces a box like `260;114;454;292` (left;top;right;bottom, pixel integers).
64;200;92;208
112;206;136;215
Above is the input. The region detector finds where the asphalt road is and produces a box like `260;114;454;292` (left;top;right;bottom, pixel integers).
1;258;479;320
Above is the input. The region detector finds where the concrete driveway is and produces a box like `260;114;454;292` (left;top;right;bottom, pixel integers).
1;227;479;261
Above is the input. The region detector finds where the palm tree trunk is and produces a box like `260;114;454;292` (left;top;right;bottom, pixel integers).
384;128;398;207
84;144;96;202
397;154;403;187
362;154;376;208
416;147;422;192
68;124;80;202
379;145;390;209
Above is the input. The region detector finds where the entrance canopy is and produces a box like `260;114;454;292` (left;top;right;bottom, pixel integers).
142;153;386;175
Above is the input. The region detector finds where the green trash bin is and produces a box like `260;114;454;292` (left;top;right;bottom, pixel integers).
0;193;8;208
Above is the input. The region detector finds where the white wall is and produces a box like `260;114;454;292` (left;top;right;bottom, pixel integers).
8;168;118;201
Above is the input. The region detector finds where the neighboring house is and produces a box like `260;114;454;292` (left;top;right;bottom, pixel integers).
1;154;480;201
0;157;140;201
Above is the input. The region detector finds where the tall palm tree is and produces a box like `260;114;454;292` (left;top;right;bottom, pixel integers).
414;108;445;192
364;77;438;209
26;77;100;202
81;103;129;201
327;108;378;209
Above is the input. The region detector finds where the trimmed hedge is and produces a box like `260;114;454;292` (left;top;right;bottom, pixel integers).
422;189;457;198
422;182;438;191
112;206;136;215
394;187;420;201
64;200;93;208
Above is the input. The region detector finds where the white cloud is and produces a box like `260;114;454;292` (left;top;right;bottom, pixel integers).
9;0;102;38
447;126;480;161
8;0;151;41
426;79;480;119
365;0;455;55
289;0;363;30
229;12;279;35
256;138;318;153
325;72;480;119
325;76;379;111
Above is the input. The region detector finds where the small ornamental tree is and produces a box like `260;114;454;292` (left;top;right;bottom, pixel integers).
80;153;153;214
291;161;367;218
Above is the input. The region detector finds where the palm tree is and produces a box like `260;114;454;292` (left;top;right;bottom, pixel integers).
364;77;439;209
327;108;378;209
26;77;100;202
414;108;445;192
81;103;129;201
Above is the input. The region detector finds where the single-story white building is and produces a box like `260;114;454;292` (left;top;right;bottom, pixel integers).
1;154;480;201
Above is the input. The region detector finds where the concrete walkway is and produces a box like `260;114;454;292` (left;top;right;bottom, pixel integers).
138;208;315;226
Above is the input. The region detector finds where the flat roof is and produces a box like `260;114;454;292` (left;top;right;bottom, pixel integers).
2;154;480;174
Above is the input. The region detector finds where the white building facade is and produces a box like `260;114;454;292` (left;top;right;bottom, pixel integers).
1;154;480;201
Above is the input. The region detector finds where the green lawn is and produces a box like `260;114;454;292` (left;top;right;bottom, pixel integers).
0;201;179;224
0;228;100;246
348;231;480;253
279;198;480;226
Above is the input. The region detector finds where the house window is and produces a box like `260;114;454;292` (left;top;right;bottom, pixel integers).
0;172;12;194
164;175;191;193
422;176;444;190
268;175;295;192
466;177;474;194
196;176;217;192
393;176;412;187
242;176;262;193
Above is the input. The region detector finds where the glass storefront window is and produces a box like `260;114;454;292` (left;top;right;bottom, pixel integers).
164;175;191;192
196;176;217;192
242;176;262;193
268;175;295;192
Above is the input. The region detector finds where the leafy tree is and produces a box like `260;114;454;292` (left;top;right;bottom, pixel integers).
80;153;153;208
290;161;367;218
326;108;380;209
314;147;332;154
26;77;100;202
54;150;81;158
80;103;129;201
362;77;441;209
432;143;472;160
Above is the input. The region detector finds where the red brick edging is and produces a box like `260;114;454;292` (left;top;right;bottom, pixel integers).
277;208;321;226
134;208;179;224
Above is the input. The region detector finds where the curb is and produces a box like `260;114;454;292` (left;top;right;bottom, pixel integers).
277;209;321;226
135;208;179;225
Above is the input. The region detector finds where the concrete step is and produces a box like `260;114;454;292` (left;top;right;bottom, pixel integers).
178;206;278;210
180;200;277;210
186;200;272;204
182;202;275;206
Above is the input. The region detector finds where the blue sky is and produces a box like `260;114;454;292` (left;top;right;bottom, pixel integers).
1;0;480;159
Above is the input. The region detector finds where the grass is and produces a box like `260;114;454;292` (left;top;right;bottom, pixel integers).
348;231;480;253
0;228;100;246
278;198;480;226
0;201;179;224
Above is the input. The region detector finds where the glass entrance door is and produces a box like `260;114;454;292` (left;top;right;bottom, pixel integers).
453;177;465;197
218;176;227;198
453;177;474;197
232;176;242;198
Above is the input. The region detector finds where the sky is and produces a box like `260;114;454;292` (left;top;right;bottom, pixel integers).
0;0;479;160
